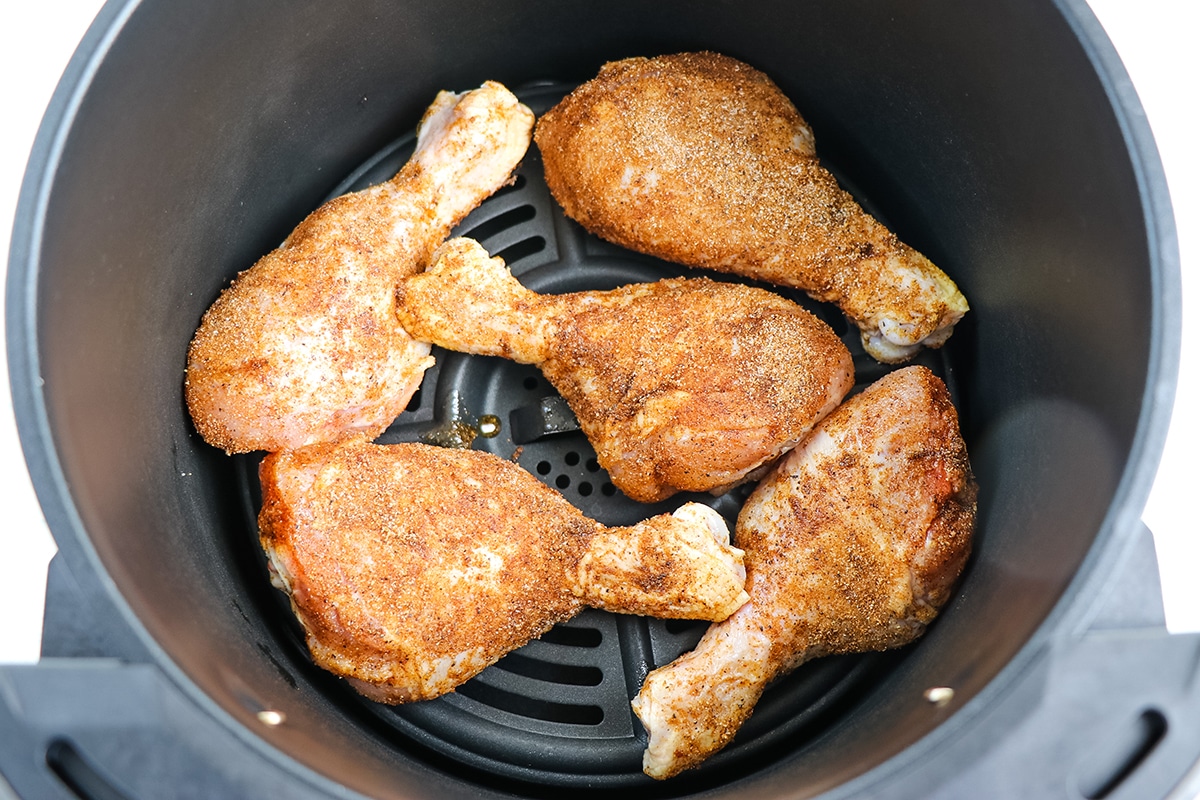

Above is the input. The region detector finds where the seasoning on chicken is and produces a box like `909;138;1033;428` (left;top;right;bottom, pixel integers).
258;439;748;703
535;52;969;363
397;237;855;503
631;366;977;779
186;82;535;453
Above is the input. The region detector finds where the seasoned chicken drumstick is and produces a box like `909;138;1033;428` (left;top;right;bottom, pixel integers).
632;366;977;779
186;82;535;452
258;439;748;703
535;52;969;363
397;237;855;503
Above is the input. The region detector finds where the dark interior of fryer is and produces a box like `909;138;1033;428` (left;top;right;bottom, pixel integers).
23;1;1155;797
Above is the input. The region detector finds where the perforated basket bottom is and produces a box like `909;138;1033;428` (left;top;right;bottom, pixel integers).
234;82;959;795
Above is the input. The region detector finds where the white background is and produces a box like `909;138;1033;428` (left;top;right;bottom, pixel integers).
0;1;1196;667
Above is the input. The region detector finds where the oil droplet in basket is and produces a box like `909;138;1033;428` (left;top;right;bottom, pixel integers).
420;420;479;449
478;414;501;438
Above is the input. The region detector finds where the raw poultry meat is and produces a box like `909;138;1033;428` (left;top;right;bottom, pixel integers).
186;82;534;453
397;237;855;503
258;439;748;703
631;365;977;778
535;52;969;363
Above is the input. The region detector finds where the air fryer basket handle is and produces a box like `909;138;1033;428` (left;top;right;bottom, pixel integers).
0;554;354;800
0;660;349;800
911;620;1200;800
869;522;1200;800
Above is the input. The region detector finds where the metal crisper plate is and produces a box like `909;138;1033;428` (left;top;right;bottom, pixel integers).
233;82;959;795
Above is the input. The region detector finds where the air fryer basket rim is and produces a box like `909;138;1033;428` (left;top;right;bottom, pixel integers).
3;0;1182;797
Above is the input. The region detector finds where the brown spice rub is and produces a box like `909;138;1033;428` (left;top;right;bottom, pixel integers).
186;82;534;453
259;440;747;703
535;52;969;362
541;276;853;502
632;366;977;778
398;237;855;503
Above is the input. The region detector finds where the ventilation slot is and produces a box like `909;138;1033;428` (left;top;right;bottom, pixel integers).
404;384;423;412
458;203;536;242
494;236;546;264
456;680;604;726
664;618;710;637
493;651;603;687
539;624;603;648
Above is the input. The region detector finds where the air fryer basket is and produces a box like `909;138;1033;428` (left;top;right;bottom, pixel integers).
4;1;1199;799
235;83;959;790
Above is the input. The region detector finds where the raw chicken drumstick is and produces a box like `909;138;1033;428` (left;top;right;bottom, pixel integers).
535;52;969;363
631;366;977;779
186;82;535;453
258;439;748;703
397;237;855;503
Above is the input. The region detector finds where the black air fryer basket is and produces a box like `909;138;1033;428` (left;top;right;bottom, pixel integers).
4;1;1200;798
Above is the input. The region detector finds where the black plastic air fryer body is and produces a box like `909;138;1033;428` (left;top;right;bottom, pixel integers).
4;0;1199;798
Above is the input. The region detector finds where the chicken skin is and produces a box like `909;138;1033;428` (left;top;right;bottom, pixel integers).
631;366;977;779
397;237;855;503
186;82;535;453
258;439;748;703
535;52;969;363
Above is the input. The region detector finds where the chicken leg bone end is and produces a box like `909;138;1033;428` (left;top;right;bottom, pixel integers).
633;611;772;779
575;503;748;621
